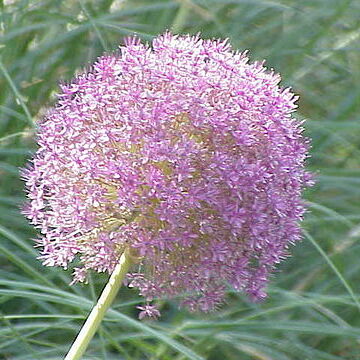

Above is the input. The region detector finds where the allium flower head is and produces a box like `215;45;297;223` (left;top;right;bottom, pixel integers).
23;33;312;313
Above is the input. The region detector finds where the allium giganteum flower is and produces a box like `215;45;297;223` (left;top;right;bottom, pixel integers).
23;33;312;315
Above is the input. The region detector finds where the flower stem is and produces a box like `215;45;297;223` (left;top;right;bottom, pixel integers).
64;249;132;360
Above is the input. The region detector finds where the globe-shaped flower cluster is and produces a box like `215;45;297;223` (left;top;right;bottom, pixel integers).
23;33;311;314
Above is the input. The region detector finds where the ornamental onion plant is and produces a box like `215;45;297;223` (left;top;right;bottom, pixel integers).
23;33;312;359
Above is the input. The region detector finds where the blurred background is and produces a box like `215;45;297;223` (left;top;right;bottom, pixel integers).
1;0;360;359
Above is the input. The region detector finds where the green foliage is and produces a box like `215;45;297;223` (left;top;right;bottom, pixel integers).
1;0;360;358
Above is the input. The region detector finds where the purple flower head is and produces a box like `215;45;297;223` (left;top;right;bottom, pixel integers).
23;33;312;314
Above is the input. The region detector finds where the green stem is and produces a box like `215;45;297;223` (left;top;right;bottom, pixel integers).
64;249;132;360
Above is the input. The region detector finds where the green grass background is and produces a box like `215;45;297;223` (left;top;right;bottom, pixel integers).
1;0;360;359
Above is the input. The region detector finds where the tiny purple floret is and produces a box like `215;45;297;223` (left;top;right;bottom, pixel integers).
136;304;161;320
